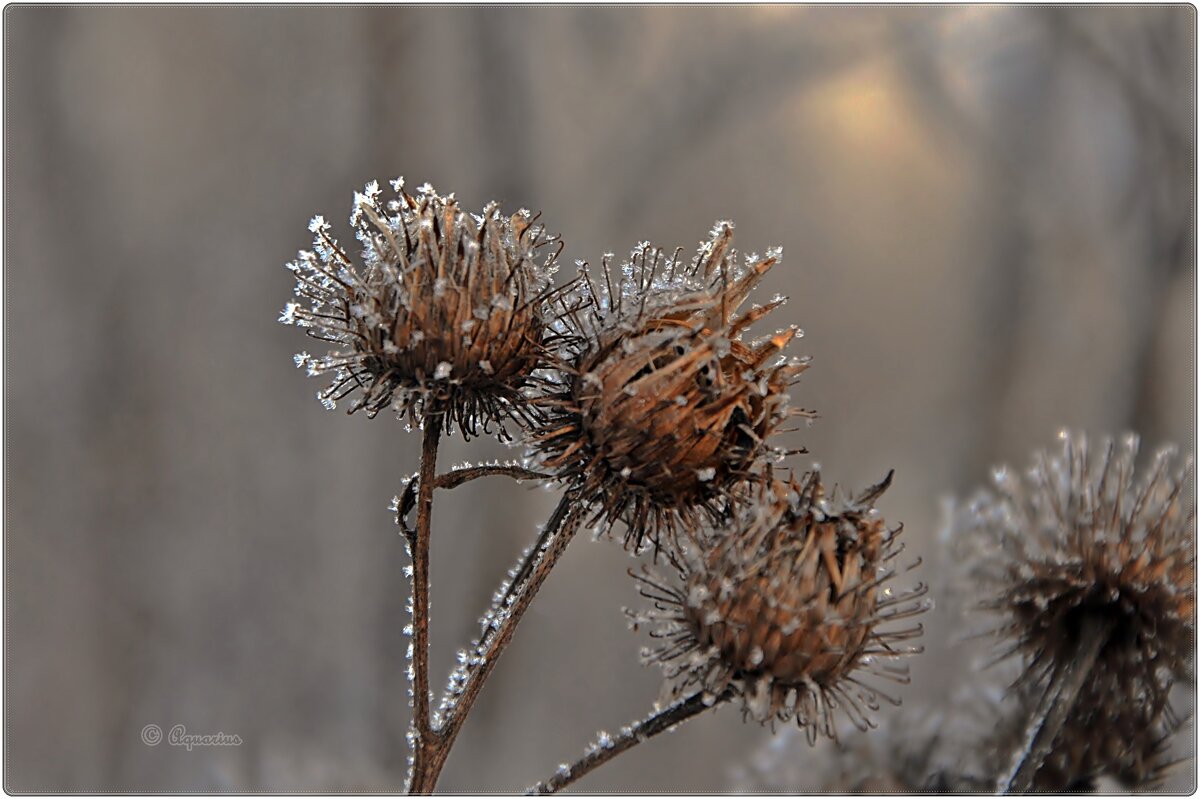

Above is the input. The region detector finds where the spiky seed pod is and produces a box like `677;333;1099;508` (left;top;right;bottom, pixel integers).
629;469;928;743
952;430;1195;787
281;178;563;436
532;223;812;552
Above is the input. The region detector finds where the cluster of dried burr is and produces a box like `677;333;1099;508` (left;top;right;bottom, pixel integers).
282;180;1194;793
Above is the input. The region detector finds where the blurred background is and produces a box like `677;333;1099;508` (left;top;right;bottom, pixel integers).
6;5;1195;792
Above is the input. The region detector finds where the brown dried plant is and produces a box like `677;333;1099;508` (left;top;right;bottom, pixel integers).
282;178;564;437
630;470;927;739
282;180;1192;794
530;225;811;553
948;431;1195;793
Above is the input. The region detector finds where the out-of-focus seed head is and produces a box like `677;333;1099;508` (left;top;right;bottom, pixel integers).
970;678;1187;792
1036;711;1184;791
629;469;927;743
532;223;812;552
950;430;1195;785
281;178;563;437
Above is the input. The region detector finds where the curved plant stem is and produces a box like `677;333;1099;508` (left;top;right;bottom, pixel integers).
432;463;550;490
526;689;733;794
409;491;582;793
408;413;443;793
998;616;1113;794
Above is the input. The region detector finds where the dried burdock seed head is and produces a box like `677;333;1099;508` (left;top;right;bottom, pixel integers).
1037;710;1185;791
951;430;1195;784
532;223;812;552
629;469;928;743
281;178;563;437
973;678;1187;792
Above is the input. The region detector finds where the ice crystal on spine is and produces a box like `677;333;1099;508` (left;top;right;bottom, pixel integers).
629;469;927;743
281;178;564;437
950;430;1195;788
531;224;813;553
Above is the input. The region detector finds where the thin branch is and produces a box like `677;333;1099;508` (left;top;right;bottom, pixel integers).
526;689;733;794
997;616;1113;794
432;463;551;490
396;465;550;540
407;414;443;793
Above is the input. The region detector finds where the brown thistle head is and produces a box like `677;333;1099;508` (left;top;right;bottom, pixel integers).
281;179;563;437
629;469;928;743
532;223;812;552
951;430;1195;786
